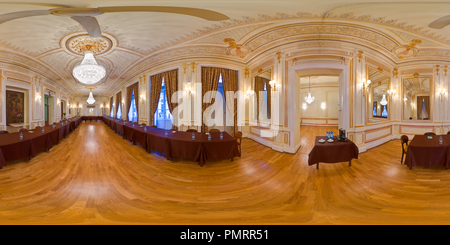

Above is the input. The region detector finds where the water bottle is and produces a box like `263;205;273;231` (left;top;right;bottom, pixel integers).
165;130;168;137
208;133;211;141
192;133;195;141
20;132;23;140
326;131;329;139
144;126;147;132
440;136;443;145
133;123;135;128
53;124;55;129
220;132;223;140
42;127;44;134
331;131;333;139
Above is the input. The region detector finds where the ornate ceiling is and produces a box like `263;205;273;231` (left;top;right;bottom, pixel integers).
1;1;450;97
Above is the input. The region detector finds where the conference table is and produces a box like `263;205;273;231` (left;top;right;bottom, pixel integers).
308;136;359;169
102;117;241;167
0;116;241;169
0;117;84;169
404;135;450;169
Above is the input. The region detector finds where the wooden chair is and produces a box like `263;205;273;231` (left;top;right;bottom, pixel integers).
235;131;242;154
150;125;157;128
170;127;178;131
0;131;9;134
186;129;197;132
424;132;436;135
447;131;450;135
35;126;42;130
209;129;221;133
141;123;147;126
19;128;28;132
401;135;409;165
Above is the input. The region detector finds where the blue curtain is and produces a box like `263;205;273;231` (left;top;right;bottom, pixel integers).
128;89;138;123
382;105;388;117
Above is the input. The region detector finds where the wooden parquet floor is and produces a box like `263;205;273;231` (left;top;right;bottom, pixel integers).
1;123;450;225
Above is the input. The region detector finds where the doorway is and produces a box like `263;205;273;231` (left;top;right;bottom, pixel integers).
289;64;348;153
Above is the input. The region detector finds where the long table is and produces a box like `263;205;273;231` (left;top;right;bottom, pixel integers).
102;117;241;167
0;117;83;168
404;135;450;169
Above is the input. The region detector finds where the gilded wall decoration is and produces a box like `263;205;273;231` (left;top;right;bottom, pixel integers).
393;39;421;59
245;24;398;52
224;38;250;58
6;90;25;125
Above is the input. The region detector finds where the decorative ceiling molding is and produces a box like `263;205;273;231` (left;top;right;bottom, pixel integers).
244;23;399;52
0;50;74;94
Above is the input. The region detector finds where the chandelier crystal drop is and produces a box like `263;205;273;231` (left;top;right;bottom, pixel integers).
73;51;106;85
380;94;388;106
87;92;96;105
304;76;315;104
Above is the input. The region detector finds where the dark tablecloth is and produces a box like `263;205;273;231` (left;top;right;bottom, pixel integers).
405;135;450;169
0;117;83;168
308;136;359;166
102;117;240;166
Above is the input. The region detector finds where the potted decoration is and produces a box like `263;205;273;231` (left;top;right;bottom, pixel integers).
17;113;23;125
63;112;66;119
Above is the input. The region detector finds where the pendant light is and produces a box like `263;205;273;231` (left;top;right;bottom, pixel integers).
304;76;315;104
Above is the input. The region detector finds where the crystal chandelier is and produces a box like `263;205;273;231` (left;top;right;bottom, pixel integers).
73;49;106;85
87;91;96;105
380;94;388;106
304;76;315;104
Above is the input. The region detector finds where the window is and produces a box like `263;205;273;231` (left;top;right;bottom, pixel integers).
154;77;172;129
128;89;138;123
116;103;122;119
110;106;114;117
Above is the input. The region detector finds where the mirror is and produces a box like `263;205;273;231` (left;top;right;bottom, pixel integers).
253;68;272;121
402;75;432;121
367;67;390;122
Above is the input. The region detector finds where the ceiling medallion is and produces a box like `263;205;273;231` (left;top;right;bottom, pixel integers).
66;35;113;56
73;47;106;85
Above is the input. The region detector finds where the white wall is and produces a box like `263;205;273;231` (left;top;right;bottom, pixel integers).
300;86;339;126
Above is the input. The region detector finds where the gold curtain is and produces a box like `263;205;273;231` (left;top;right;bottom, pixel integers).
110;97;113;116
201;67;221;133
221;68;239;137
164;69;179;130
150;73;164;126
134;82;139;123
266;80;271;119
115;92;121;118
126;82;139;122
126;85;133;121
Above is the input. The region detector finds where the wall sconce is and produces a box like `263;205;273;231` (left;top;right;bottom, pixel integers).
185;84;192;96
321;102;326;109
363;79;371;96
387;89;396;98
246;89;253;96
269;80;277;90
57;99;60;105
404;98;408;102
100;104;104;109
439;88;446;102
140;94;146;101
302;103;307;110
35;93;42;102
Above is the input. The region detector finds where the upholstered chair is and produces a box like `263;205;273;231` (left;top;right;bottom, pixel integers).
401;135;409;165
